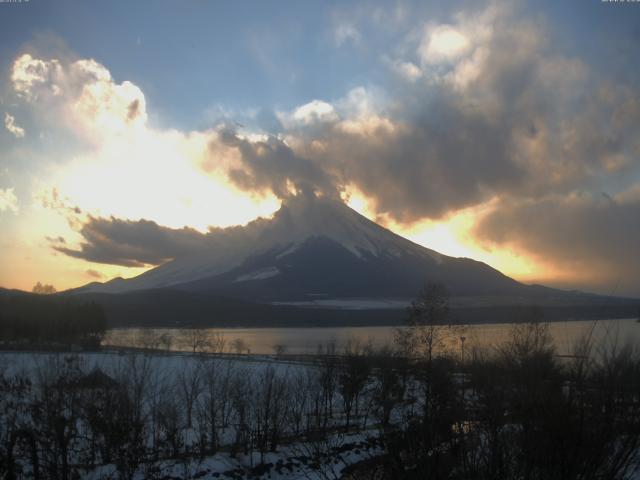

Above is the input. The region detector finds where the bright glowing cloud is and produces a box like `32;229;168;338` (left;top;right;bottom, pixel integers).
420;24;471;64
1;52;288;290
11;53;280;233
279;100;338;128
332;87;396;136
12;54;147;142
0;187;19;213
11;53;63;100
4;112;25;138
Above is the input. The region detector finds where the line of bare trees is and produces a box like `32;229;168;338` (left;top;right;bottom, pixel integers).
366;285;640;479
0;340;393;479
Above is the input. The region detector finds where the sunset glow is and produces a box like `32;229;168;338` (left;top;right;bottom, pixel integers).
1;1;639;296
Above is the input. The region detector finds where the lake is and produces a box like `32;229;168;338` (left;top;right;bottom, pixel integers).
103;318;640;356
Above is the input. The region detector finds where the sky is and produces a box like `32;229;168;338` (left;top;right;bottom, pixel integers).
0;0;639;296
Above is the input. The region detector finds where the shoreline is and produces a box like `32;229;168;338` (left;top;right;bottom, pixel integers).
105;312;638;330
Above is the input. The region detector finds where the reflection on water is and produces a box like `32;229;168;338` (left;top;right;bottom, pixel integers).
103;318;640;356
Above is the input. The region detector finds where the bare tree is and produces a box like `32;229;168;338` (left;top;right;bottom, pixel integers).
31;354;86;480
339;339;372;430
159;332;173;352
177;361;202;430
273;343;288;357
156;393;184;457
287;369;312;436
138;329;162;351
109;355;154;480
229;369;253;457
317;341;339;429
291;429;352;480
1;361;35;479
180;329;210;354
371;352;404;427
231;337;249;355
209;332;227;354
399;283;461;364
196;359;220;453
253;365;290;461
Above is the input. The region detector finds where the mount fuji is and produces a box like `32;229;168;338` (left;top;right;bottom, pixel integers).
71;195;634;326
78;195;568;305
79;195;528;299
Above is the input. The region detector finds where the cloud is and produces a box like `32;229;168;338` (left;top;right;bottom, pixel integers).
11;53;63;101
474;188;640;296
282;92;522;222
54;216;215;267
0;188;19;213
278;100;338;128
215;126;339;200
384;58;422;82
11;53;147;143
334;22;362;47
52;203;281;268
10;52;292;229
10;53;280;232
46;236;66;244
22;7;615;229
85;269;104;279
419;24;471;64
270;3;639;225
4;112;25;138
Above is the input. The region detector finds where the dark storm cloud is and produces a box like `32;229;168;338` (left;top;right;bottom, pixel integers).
474;191;640;295
314;62;635;225
53;213;276;267
54;216;214;267
216;126;339;199
313;92;525;222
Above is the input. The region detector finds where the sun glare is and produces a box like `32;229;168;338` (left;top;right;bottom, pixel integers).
52;130;280;232
344;188;545;283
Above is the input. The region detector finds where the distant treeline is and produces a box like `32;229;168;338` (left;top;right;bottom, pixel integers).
0;292;106;348
71;288;640;329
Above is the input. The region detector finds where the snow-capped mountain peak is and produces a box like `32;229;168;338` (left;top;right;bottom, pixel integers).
257;194;440;260
76;194;528;303
82;195;443;294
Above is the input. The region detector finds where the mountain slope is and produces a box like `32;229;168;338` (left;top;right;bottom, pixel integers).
78;195;531;300
178;235;527;302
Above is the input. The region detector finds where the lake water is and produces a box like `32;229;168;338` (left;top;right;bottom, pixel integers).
103;318;640;356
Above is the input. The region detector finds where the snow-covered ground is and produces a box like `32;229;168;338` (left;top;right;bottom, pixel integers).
3;343;640;479
82;432;382;480
0;351;386;479
0;350;298;378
